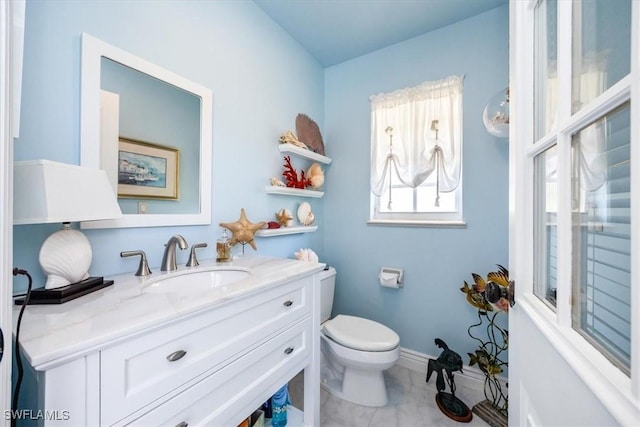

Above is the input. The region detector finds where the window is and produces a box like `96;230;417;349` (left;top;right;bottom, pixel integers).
571;103;631;374
531;0;633;377
369;75;463;225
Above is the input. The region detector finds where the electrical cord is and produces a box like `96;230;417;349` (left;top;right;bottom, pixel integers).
12;268;32;427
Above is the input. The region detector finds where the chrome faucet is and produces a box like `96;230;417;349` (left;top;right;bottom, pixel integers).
161;235;188;272
120;250;152;277
186;243;208;267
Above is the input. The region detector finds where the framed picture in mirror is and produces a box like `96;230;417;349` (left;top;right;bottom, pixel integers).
117;137;179;200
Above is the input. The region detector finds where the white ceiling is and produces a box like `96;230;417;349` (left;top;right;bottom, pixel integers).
254;0;508;67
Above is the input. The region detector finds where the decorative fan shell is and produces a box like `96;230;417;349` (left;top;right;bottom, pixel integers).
295;113;325;155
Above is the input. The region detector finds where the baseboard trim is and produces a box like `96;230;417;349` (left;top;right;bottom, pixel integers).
397;346;506;387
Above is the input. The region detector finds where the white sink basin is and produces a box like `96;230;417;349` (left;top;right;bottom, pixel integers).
144;268;250;294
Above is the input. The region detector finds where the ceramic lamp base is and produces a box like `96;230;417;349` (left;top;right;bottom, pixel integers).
39;225;92;289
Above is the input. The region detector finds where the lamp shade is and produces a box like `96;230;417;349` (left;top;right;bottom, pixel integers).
13;160;122;224
13;160;122;289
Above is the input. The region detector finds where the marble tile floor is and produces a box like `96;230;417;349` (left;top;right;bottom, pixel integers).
289;364;491;427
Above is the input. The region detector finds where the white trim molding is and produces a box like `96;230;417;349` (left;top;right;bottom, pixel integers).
397;346;506;391
0;0;25;424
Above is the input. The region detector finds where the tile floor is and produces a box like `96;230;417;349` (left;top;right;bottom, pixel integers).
289;364;491;427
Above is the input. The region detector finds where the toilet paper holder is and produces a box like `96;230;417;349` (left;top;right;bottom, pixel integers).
379;267;403;288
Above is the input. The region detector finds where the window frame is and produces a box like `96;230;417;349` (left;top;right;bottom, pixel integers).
370;180;464;225
368;78;465;227
514;0;640;420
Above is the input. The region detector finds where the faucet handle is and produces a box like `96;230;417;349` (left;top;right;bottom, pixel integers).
186;243;208;267
121;250;152;276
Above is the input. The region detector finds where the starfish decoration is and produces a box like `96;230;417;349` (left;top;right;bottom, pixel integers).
275;208;293;227
219;208;266;251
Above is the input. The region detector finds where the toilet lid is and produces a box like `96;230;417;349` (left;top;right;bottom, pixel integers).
323;315;399;352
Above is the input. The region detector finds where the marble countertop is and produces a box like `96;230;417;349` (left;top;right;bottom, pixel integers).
14;255;324;369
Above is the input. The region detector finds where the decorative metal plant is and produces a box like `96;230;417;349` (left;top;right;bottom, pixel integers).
460;265;512;415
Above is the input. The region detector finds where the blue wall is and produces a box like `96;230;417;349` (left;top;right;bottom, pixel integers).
323;6;510;359
13;0;325;292
14;0;510;364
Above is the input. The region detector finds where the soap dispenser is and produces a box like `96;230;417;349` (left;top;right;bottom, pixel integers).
216;229;232;262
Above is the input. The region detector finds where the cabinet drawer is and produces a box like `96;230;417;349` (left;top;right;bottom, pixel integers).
120;318;311;427
102;278;311;426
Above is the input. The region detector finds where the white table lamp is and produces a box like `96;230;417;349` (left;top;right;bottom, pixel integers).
13;160;122;289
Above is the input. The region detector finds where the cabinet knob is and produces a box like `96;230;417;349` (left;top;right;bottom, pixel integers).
175;422;188;427
284;347;294;355
167;350;187;362
283;300;293;307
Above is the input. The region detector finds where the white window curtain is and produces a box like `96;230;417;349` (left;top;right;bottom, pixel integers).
575;54;608;192
546;55;607;192
370;75;463;205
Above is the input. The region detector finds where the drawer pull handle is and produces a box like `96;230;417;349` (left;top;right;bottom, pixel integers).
284;346;294;355
175;422;188;427
283;300;293;307
167;350;187;362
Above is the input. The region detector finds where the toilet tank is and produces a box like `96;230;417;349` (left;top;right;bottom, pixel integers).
319;266;336;323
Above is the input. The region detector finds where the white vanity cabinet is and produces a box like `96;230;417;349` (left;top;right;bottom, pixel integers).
16;257;322;427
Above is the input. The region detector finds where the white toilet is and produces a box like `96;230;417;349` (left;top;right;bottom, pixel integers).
319;266;400;407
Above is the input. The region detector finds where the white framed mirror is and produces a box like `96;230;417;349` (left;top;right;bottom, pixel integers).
80;33;212;229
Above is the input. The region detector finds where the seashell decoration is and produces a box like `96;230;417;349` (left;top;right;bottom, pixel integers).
296;114;325;155
279;130;308;150
275;208;293;227
270;177;286;187
302;212;315;226
307;163;324;189
295;248;319;263
219;208;266;251
297;202;315;226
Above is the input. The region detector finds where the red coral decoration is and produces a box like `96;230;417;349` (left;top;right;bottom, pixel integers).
282;156;311;189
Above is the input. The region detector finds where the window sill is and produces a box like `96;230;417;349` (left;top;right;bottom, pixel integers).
367;219;467;228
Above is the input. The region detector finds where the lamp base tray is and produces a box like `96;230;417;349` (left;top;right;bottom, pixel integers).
15;277;114;305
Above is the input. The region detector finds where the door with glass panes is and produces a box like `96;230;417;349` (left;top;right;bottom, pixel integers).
509;0;639;425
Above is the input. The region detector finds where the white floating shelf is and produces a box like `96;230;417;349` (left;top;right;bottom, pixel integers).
265;186;324;198
256;225;318;237
278;143;332;164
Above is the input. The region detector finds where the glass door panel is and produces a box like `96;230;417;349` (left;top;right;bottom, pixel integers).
534;0;557;139
571;102;631;374
571;0;632;113
533;144;558;308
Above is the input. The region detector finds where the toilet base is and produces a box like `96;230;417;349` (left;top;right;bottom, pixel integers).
321;362;389;407
319;322;399;408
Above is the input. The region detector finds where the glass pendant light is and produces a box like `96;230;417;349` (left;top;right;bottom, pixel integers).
482;88;510;138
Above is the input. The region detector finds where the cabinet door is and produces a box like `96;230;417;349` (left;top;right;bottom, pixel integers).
119;318;311;427
101;278;311;426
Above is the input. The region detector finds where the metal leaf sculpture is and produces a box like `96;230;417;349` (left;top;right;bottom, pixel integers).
487;265;510;287
295;113;325;155
459;265;510;418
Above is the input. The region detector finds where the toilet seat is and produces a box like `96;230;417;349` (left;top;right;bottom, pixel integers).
323;315;399;351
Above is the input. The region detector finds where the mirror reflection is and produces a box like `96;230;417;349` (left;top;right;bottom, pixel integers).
80;33;212;229
101;58;200;214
